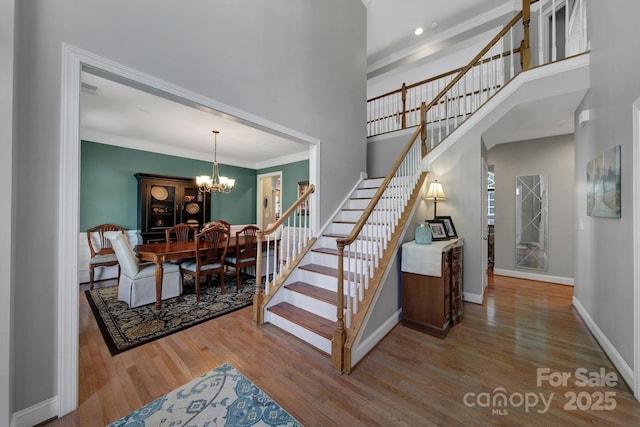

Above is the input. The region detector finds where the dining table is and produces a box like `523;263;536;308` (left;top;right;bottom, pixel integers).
135;235;278;309
135;237;241;309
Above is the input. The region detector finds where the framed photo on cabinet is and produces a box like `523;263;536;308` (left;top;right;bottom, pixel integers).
435;215;457;238
426;219;449;241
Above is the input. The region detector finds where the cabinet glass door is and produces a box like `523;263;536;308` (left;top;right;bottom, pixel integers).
181;186;206;229
148;184;178;231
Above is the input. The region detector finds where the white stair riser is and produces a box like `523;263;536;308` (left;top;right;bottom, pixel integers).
298;268;370;293
346;198;370;210
355;188;378;198
316;235;386;254
297;269;337;291
310;251;374;273
337;209;391;223
284;288;336;321
265;311;332;354
363;177;384;187
329;222;356;235
336;210;362;222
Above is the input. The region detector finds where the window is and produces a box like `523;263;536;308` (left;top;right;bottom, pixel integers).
487;171;495;225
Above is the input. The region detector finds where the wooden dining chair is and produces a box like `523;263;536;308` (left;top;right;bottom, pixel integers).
87;223;125;289
180;225;230;302
165;223;195;242
225;225;260;291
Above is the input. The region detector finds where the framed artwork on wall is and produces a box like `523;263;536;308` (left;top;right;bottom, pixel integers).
586;145;621;218
426;219;449;241
435;215;457;238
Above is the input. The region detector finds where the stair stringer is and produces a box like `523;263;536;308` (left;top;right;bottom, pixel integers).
343;171;428;372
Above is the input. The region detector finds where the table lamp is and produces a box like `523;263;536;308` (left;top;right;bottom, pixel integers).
425;180;446;218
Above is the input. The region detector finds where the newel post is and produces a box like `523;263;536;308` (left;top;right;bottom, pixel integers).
331;240;346;373
521;0;532;70
253;231;265;325
420;102;427;156
401;83;407;129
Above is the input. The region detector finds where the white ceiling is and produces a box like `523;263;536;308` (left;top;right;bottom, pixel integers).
366;0;514;65
81;0;574;167
80;72;310;170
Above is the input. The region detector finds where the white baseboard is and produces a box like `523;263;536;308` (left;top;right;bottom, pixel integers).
493;268;574;286
572;296;634;389
463;292;484;304
11;396;57;427
351;309;401;366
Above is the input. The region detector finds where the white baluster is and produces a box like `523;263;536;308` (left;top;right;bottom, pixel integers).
510;27;515;79
285;218;291;268
539;1;544;65
552;0;557;62
346;244;352;328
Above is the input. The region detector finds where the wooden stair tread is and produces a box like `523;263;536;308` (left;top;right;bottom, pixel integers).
267;302;334;340
312;247;376;260
299;263;362;281
285;281;344;305
322;232;385;242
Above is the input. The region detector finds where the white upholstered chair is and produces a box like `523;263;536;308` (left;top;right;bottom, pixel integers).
105;231;182;308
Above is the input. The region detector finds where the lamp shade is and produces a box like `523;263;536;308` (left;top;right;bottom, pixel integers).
425;180;446;201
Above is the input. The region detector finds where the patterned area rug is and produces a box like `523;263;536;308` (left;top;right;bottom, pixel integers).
86;274;255;355
107;362;302;427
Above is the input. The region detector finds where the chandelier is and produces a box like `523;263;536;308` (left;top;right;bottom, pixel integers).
196;130;236;194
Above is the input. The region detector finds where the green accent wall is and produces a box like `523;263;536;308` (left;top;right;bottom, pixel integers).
80;141;256;231
81;141;309;231
258;160;309;211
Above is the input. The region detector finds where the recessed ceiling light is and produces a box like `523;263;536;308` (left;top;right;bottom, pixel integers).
414;27;423;36
430;21;439;29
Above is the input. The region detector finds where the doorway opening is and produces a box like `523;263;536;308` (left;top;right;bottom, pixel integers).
59;43;320;415
257;172;282;229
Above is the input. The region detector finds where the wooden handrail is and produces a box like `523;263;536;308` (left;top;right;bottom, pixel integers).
336;125;423;250
421;11;523;116
254;183;315;325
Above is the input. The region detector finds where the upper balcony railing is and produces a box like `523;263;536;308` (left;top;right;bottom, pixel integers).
367;0;588;141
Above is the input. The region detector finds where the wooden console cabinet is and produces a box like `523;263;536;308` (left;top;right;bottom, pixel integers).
401;239;464;338
135;173;211;243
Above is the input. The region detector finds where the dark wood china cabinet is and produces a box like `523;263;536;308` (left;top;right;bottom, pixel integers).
135;173;211;243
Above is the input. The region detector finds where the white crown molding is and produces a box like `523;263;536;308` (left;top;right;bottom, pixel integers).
255;150;309;170
80;129;257;169
81;129;310;170
367;1;517;75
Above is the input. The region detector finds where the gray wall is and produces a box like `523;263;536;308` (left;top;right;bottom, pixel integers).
12;0;365;416
367;129;415;177
488;134;575;279
429;133;485;301
573;0;640;368
1;0;15;424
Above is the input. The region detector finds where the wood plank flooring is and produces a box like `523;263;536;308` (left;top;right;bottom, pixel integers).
46;274;640;426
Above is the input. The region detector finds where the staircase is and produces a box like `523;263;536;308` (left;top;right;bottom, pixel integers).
264;177;386;354
255;0;590;374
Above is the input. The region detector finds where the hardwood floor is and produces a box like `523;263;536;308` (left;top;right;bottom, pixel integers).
47;274;640;426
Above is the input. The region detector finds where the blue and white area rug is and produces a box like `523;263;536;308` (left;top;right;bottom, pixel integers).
108;362;302;427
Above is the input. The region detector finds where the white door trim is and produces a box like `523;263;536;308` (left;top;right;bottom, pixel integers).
59;43;320;416
632;97;640;400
